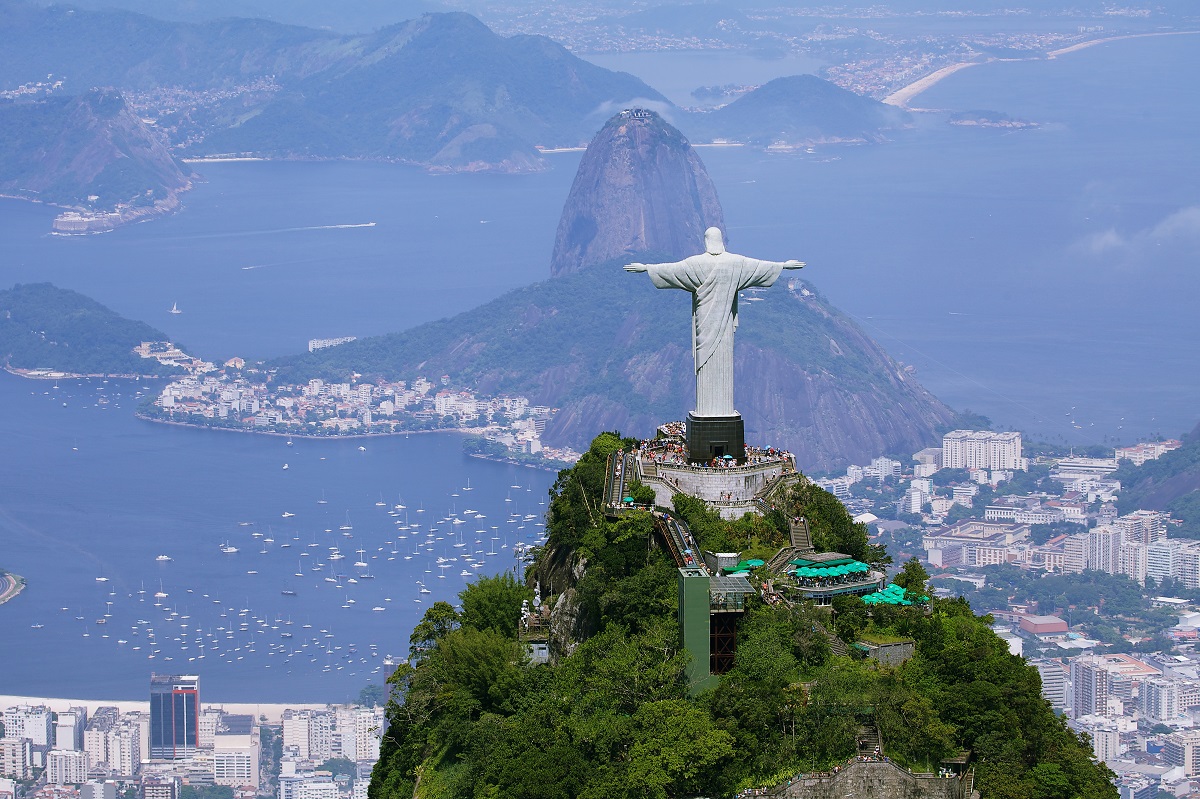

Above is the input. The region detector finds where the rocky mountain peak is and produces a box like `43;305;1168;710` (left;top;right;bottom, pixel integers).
549;108;725;277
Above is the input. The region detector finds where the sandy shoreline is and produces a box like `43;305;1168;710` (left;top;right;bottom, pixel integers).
0;695;335;723
884;30;1200;108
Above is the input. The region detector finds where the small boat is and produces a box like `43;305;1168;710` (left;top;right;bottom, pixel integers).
358;445;366;451
156;554;172;562
95;576;109;582
282;464;289;470
169;302;181;315
281;511;295;518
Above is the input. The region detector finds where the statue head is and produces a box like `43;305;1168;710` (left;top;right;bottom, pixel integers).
704;227;725;255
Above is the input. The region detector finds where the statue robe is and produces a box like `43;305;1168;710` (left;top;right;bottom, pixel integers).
645;252;789;418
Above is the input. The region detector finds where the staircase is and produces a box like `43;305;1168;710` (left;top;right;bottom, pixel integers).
790;516;813;552
857;724;882;758
766;546;799;574
814;618;849;657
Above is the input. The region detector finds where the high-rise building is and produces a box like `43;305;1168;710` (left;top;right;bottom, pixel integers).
1140;676;1180;724
1085;526;1122;575
55;708;88;752
1163;729;1200;777
0;738;33;780
1114;510;1168;545
1071;656;1111;718
353;708;383;764
281;711;310;760
107;722;141;777
3;706;53;747
149;674;199;760
83;708;118;767
1033;660;1068;710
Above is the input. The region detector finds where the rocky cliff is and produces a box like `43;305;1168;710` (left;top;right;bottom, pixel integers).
0;89;191;219
550;109;725;276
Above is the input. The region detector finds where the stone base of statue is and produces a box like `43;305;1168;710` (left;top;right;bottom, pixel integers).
686;412;745;463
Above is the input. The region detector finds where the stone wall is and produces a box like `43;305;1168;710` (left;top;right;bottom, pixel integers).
774;761;972;799
658;461;785;502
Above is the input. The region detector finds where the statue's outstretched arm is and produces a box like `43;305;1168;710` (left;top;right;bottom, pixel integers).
623;263;648;273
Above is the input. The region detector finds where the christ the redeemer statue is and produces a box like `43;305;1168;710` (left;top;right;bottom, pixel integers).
625;227;803;423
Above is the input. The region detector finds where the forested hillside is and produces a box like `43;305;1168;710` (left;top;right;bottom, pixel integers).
0;283;183;376
369;432;1115;799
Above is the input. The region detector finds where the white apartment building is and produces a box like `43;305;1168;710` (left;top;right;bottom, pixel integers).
3;706;53;747
1071;717;1120;761
942;430;1025;471
1076;526;1122;575
280;777;339;799
54;708;87;752
1114;510;1168;545
1071;656;1112;718
199;709;223;749
107;723;140;777
1116;440;1182;466
1120;541;1148;586
213;746;257;789
1033;660;1068;710
1140;676;1181;724
281;711;310;760
1164;729;1200;777
0;738;32;780
46;749;89;785
353;708;383;764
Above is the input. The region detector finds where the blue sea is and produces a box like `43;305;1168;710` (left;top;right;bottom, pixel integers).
1;34;1198;701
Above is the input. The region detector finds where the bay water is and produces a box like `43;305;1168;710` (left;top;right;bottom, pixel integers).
1;34;1197;700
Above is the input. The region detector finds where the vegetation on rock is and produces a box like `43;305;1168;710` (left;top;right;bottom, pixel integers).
0;283;184;376
369;432;1115;799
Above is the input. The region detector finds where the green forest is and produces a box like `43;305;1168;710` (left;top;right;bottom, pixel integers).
0;282;184;376
369;432;1115;799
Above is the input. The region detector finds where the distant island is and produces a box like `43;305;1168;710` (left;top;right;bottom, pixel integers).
948;110;1038;129
0;283;205;378
0;569;26;606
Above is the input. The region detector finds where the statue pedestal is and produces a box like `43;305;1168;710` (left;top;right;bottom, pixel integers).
686;412;745;463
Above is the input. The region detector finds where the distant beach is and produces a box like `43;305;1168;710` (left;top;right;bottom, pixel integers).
884;30;1200;108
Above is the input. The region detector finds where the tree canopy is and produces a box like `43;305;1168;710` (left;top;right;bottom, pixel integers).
369;433;1116;799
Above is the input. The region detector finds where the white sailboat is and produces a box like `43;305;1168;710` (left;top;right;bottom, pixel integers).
169;302;181;314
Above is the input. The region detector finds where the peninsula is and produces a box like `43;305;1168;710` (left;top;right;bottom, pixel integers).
0;283;202;378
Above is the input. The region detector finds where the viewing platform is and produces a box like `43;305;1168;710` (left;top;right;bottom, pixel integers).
632;423;799;519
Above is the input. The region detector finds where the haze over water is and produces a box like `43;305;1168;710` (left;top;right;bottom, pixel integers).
1;35;1197;701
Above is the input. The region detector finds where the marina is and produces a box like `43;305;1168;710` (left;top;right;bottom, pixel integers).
0;371;553;701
